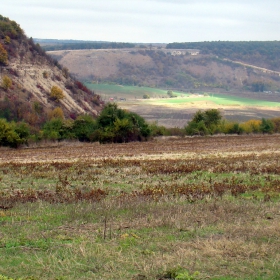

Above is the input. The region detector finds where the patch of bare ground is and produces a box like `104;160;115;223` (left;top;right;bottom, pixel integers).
0;134;279;163
49;49;154;80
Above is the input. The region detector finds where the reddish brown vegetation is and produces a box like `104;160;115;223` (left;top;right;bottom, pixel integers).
1;135;280;208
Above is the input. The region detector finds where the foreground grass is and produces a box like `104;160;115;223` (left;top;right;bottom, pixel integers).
0;135;280;279
1;198;280;279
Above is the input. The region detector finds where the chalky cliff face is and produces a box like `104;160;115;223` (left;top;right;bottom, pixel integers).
0;15;103;120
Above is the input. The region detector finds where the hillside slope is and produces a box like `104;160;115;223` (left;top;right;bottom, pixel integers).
48;47;280;96
167;41;280;71
0;15;103;124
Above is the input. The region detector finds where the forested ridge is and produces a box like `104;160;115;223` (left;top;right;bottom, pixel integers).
50;40;280;94
38;40;136;51
167;41;280;71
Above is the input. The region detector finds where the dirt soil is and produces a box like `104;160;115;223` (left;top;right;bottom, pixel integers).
1;134;280;164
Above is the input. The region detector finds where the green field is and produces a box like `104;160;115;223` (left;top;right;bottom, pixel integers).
86;83;280;107
85;83;173;99
147;94;280;107
86;83;280;127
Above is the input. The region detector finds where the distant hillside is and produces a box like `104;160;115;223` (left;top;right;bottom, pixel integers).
48;45;280;97
0;15;103;125
167;41;280;72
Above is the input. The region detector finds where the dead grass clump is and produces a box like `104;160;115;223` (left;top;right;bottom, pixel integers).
0;186;107;208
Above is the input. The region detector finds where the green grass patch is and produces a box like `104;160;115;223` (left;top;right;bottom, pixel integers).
211;93;280;107
1;199;279;279
85;83;172;98
85;83;280;108
144;93;280;107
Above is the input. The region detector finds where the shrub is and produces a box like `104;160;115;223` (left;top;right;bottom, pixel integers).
0;119;29;148
129;112;151;139
167;90;176;98
260;118;274;134
0;275;14;280
91;95;101;106
239;119;261;134
271;117;280;133
42;118;63;140
14;122;30;145
204;109;222;127
1;75;12;90
75;80;91;94
48;107;64;120
72;115;97;141
32;101;43;115
185;120;209;136
42;118;74;141
219;121;244;134
149;122;169;136
0;43;8;65
62;67;69;78
185;109;222;135
4;35;10;44
96;103;151;143
161;267;200;280
91;127;115;143
50;85;64;101
43;71;49;78
166;127;186;136
113;117;133;142
0;17;23;39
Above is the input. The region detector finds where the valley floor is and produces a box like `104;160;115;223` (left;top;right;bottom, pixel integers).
119;100;280;127
85;83;280;127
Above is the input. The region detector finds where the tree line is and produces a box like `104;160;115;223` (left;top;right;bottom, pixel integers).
1;105;280;148
42;42;136;51
0;104;151;148
184;109;278;136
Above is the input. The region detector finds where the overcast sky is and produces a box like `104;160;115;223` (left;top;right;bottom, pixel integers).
2;0;280;43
